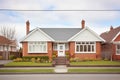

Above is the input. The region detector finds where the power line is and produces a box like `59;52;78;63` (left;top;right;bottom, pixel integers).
0;9;120;11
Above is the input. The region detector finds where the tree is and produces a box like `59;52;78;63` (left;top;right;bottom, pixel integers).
0;26;16;40
0;26;17;60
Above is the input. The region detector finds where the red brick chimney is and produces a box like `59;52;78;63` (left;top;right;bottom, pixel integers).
26;20;30;35
110;26;113;31
81;20;85;29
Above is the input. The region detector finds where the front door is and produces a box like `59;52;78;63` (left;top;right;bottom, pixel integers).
58;44;65;57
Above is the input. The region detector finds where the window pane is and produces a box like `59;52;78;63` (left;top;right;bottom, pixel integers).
84;45;87;52
80;45;83;52
53;43;57;50
76;45;79;52
88;45;91;52
92;45;94;52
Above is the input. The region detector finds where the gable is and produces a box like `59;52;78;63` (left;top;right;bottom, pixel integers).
21;28;54;42
112;31;120;42
114;34;120;42
68;27;105;42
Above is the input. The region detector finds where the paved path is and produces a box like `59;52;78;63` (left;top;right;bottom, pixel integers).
0;60;12;65
54;65;68;73
0;74;120;80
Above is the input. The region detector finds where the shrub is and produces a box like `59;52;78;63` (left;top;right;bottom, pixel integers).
31;58;36;62
65;52;70;59
70;58;75;62
22;56;49;62
36;58;40;63
74;57;80;62
9;55;16;60
13;58;22;62
0;56;3;60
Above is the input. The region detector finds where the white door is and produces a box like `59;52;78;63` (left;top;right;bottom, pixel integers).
58;44;65;57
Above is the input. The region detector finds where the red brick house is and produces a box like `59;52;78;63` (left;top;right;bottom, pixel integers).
0;35;17;59
21;20;105;60
100;26;120;60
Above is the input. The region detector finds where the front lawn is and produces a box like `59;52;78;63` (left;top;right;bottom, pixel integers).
68;68;120;73
70;61;120;66
0;69;54;73
5;62;52;67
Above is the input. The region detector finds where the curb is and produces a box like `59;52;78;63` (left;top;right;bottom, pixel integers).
0;72;120;74
69;65;120;67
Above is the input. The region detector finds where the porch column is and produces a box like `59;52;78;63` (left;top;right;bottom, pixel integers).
48;42;53;61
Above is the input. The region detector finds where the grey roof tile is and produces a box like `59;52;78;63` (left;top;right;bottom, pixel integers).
40;28;81;41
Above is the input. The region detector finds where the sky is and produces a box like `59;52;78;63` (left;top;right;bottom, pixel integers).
0;0;120;44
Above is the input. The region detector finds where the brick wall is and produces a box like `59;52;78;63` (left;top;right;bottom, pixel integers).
22;42;52;60
69;42;102;60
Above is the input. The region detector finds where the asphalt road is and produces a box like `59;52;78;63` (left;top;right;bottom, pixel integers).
0;74;120;80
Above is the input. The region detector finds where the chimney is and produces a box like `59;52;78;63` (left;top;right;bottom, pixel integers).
26;20;30;35
81;20;85;29
110;26;113;31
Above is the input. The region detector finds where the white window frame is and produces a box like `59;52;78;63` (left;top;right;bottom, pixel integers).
75;42;96;53
28;41;47;53
53;43;69;51
116;44;120;55
0;46;3;51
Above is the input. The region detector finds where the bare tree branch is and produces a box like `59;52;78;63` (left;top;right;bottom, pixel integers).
0;26;16;40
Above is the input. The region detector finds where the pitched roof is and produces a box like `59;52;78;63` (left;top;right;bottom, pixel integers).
100;26;120;42
0;35;11;45
40;28;81;41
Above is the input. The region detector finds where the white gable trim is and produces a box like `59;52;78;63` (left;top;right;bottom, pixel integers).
21;27;55;42
111;31;120;42
68;27;105;42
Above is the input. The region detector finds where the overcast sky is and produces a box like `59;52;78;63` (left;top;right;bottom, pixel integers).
0;0;120;42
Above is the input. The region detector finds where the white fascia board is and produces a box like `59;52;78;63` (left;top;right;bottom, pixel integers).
111;31;120;42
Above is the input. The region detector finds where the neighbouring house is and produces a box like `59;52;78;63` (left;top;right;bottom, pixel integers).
21;20;105;61
0;35;18;59
100;26;120;60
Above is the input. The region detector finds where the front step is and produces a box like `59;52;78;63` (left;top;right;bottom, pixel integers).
52;57;69;66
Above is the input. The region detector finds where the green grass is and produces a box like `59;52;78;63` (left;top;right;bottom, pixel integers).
5;62;52;66
0;69;53;73
68;69;120;73
70;61;120;66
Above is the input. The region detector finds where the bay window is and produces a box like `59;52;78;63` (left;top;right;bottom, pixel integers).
28;42;47;53
116;44;120;55
75;42;96;53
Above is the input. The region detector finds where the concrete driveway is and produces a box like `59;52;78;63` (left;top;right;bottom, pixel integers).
0;60;12;65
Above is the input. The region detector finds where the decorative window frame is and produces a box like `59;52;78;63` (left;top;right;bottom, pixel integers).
75;41;96;53
116;44;120;55
28;41;47;53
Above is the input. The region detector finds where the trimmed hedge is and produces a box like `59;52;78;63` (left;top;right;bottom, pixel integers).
22;56;49;62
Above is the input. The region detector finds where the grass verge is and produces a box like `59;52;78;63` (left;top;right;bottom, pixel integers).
0;69;54;73
4;62;52;67
70;61;120;66
68;69;120;73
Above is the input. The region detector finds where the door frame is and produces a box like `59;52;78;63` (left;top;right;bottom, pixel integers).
57;43;65;57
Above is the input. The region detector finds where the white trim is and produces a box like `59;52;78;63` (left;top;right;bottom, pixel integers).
116;44;120;55
57;43;65;56
68;27;105;42
75;41;96;53
111;31;120;42
28;41;48;53
21;27;55;42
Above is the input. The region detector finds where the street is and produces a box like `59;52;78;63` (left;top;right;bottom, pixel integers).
0;74;120;80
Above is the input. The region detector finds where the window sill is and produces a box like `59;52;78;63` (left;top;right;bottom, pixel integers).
28;52;48;53
75;52;96;54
